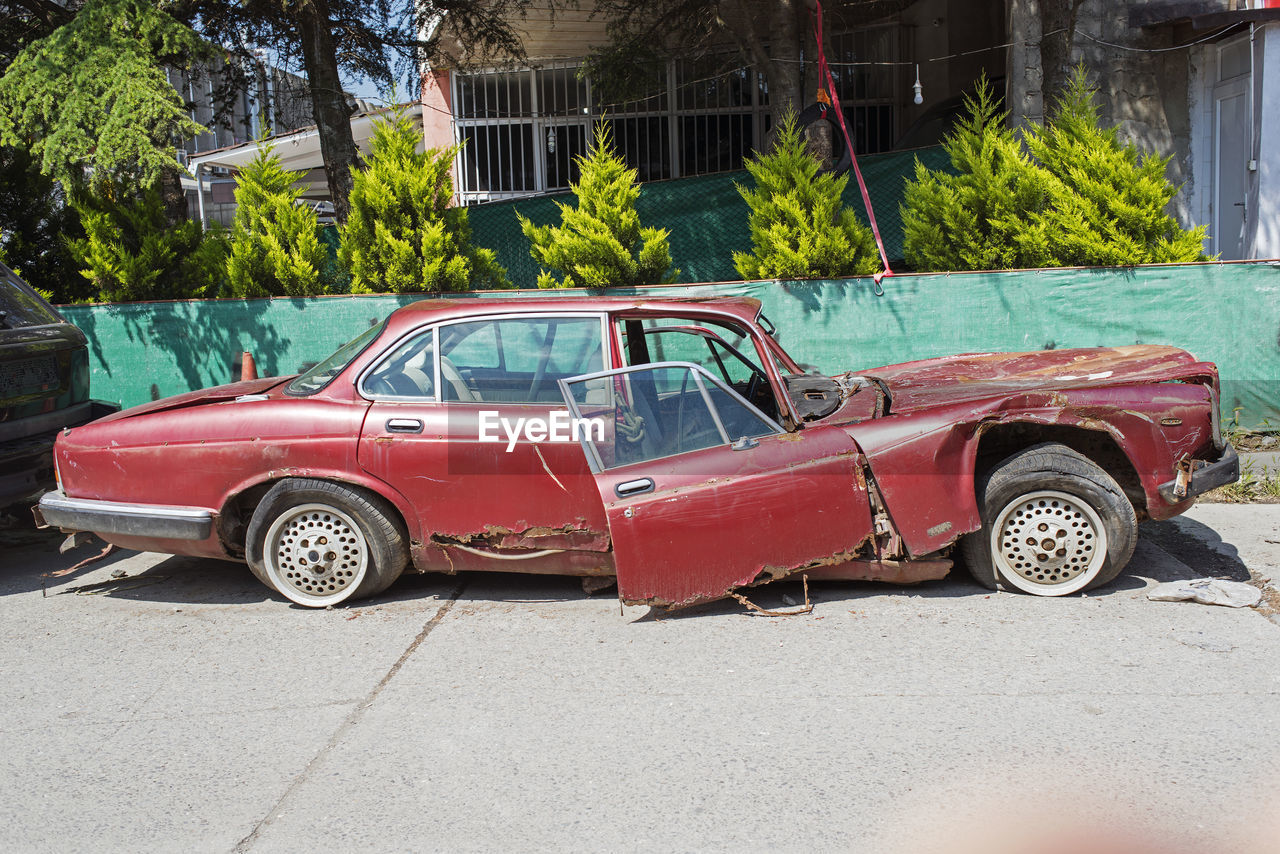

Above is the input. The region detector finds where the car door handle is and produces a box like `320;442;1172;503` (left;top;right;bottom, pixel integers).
615;478;654;497
386;418;423;434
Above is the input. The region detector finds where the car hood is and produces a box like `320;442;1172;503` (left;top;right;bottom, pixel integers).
93;376;294;424
859;345;1209;414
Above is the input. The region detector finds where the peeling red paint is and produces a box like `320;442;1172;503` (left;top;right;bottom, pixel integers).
433;524;611;552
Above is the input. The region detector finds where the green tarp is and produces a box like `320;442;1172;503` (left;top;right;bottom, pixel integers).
60;261;1280;428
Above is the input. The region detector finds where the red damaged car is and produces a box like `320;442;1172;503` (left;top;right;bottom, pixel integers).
36;296;1237;608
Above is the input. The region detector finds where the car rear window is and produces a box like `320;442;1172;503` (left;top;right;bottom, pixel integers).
0;265;62;329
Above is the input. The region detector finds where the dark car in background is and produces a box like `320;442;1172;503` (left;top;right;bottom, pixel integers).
0;262;117;507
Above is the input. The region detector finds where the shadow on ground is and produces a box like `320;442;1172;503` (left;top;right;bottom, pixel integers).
1137;517;1252;581
2;516;1255;615
46;554;273;606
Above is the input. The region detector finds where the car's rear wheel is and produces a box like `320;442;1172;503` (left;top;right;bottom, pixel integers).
962;443;1137;596
246;479;407;607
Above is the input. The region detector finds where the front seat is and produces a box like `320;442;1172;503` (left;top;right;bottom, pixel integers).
440;355;479;401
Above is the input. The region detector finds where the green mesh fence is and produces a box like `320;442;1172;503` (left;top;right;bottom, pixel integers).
467;145;952;287
59;262;1280;429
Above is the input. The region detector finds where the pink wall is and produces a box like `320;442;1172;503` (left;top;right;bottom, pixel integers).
421;68;455;153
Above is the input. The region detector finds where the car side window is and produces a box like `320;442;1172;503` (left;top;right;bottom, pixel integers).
362;330;437;398
442;321;501;371
440;316;604;403
563;364;779;470
618;318;778;420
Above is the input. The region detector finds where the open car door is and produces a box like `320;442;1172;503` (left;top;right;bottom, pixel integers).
559;362;875;607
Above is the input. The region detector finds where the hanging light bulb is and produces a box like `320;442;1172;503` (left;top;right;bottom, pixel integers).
547;127;557;154
913;64;924;105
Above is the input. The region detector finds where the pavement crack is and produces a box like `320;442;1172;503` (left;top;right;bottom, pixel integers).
232;580;467;853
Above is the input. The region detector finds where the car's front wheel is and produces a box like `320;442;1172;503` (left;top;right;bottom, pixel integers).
246;479;408;607
962;443;1137;596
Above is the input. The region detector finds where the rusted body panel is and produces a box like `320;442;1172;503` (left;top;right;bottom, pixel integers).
837;347;1220;555
421;544;615;576
589;425;873;607
801;558;952;584
357;401;611;572
53;382;409;557
846;407;982;557
45;296;1231;609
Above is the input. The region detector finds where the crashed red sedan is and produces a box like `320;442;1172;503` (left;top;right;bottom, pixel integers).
36;296;1237;608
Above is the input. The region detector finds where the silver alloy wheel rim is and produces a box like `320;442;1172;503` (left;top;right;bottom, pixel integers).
264;503;369;606
989;489;1108;596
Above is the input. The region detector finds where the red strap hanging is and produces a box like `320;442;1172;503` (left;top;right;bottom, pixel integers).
811;1;893;286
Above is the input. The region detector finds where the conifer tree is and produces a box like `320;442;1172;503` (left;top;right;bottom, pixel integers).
0;0;212;223
339;106;507;293
902;72;1207;271
518;122;677;288
901;76;1052;271
733;111;879;280
1022;67;1207;265
226;145;331;297
67;183;227;303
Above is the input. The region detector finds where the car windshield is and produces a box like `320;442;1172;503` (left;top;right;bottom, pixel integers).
0;264;63;329
286;322;384;395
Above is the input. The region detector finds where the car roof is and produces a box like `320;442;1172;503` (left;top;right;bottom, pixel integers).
384;295;764;332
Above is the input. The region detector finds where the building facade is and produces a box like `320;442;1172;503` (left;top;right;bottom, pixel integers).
420;2;1005;206
1008;0;1280;260
420;0;1280;261
169;57;314;226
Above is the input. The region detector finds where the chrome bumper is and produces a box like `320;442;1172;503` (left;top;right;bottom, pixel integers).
34;490;213;540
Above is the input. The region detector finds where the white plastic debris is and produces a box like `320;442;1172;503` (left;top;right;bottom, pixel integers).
1147;579;1262;608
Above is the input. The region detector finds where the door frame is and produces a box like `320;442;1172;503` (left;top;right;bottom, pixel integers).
1212;75;1249;260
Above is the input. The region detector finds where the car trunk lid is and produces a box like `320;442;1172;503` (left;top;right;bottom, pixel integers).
93;376;294;423
0;324;89;424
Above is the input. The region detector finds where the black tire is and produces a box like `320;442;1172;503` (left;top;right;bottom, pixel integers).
245;478;408;607
961;443;1137;596
795;102;852;173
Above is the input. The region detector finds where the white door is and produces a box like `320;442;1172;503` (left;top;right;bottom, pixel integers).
1213;78;1249;259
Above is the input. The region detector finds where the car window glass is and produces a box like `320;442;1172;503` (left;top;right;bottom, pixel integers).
618;317;777;419
621;317;766;376
0;265;62;328
441;321;500;370
563;365;778;470
287;322;383;395
440;316;603;403
363;331;436;398
645;328;713;367
704;383;777;443
708;339;757;386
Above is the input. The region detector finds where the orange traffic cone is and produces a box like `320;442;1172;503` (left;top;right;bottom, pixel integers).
241;351;258;381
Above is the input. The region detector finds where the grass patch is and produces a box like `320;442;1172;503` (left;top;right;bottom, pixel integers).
1202;461;1280;504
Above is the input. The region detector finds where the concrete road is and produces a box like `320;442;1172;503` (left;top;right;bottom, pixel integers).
1;506;1279;853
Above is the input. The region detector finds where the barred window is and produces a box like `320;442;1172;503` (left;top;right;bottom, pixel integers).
829;23;901;154
451;26;892;205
